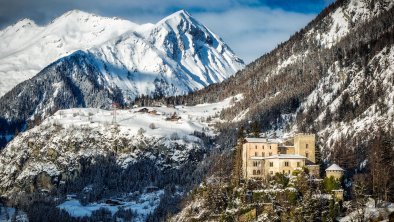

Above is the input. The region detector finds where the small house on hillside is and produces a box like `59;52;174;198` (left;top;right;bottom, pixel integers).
137;108;149;113
325;164;344;180
148;110;158;115
166;112;181;121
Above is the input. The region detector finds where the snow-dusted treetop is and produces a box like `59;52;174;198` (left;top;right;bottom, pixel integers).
0;9;244;98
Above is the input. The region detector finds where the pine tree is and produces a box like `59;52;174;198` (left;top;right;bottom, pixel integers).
251;121;260;137
232;127;246;187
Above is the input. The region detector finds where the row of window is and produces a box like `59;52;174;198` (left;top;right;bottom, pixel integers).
264;170;290;175
254;144;309;149
255;144;310;149
252;170;261;175
255;145;272;149
254;152;273;157
252;161;261;167
255;170;296;176
253;152;309;158
253;161;301;167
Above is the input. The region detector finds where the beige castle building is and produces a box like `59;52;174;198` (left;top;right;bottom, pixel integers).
242;134;319;179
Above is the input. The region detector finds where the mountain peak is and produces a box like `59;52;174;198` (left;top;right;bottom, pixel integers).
55;9;98;22
156;9;197;27
173;9;191;18
61;9;94;18
9;18;37;30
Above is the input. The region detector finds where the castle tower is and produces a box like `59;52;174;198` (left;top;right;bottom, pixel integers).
294;134;316;163
325;164;344;180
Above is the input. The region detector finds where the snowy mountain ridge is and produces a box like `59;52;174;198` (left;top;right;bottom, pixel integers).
0;9;244;97
0;95;241;197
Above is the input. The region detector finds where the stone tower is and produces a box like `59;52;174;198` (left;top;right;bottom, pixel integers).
294;134;316;163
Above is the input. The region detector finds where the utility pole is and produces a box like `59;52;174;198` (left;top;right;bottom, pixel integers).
112;102;117;124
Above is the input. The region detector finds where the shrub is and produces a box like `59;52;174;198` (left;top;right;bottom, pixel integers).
149;123;156;129
274;173;290;188
323;176;340;193
138;128;146;135
170;132;179;140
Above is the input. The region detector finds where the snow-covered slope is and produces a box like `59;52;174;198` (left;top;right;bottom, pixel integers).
0;95;241;196
0;9;244;97
87;10;244;99
310;0;394;48
298;44;394;155
0;10;144;97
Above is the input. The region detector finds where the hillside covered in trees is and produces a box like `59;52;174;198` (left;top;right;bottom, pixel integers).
0;0;394;221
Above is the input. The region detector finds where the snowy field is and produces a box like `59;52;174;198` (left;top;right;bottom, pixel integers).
49;97;246;220
58;190;164;221
43;94;242;139
0;94;243;197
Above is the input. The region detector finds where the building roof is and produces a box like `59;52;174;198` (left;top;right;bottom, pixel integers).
245;138;268;143
278;145;295;148
245;137;282;143
326;164;344;171
251;154;307;160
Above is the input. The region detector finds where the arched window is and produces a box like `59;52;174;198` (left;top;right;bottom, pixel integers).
253;170;256;175
257;170;261;175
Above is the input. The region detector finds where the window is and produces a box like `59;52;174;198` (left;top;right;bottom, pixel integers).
285;162;289;167
297;162;300;167
257;170;261;175
270;145;271;149
262;152;265;157
306;144;309;149
269;162;273;167
253;170;256;175
255;145;257;149
253;161;257;167
269;152;272;156
255;152;258;156
263;145;265;149
306;153;309;158
288;170;290;174
270;171;273;175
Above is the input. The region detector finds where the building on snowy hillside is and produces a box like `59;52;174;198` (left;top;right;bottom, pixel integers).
242;134;319;180
325;164;344;180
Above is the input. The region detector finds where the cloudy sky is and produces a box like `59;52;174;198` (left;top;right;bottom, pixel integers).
0;0;334;63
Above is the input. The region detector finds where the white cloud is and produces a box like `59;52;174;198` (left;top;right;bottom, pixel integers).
194;7;315;63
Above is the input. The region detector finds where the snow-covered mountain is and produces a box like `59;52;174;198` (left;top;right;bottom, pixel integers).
0;9;244;98
0;10;142;97
87;9;244;99
169;1;394;219
2;0;394;221
0;96;239;195
0;9;243;143
0;95;241;222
